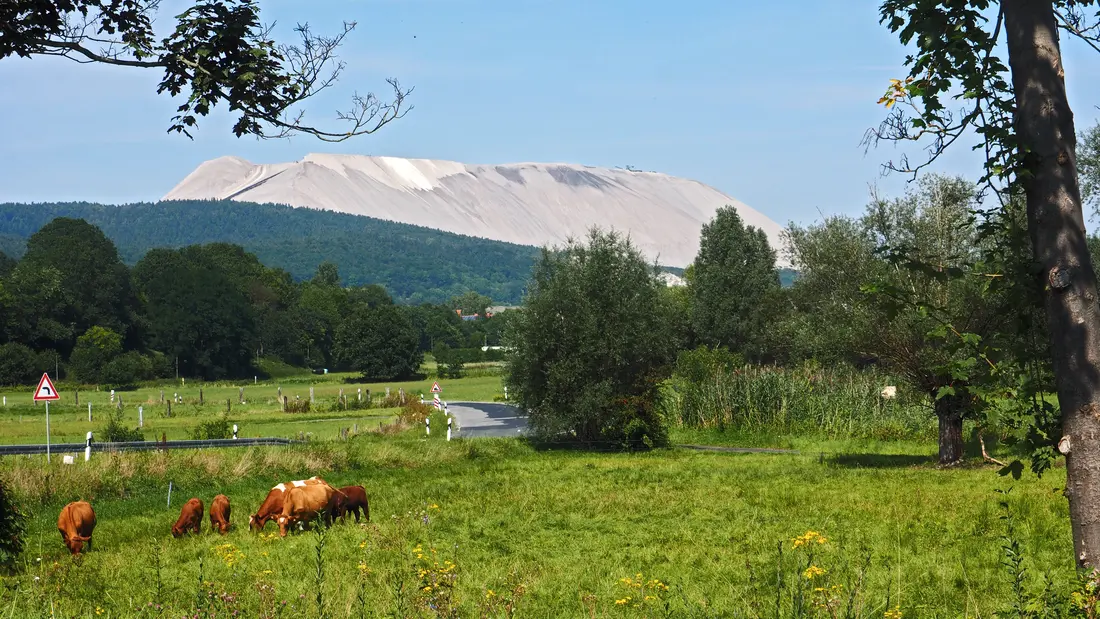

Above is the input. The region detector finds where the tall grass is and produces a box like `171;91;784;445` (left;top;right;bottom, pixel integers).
664;350;934;440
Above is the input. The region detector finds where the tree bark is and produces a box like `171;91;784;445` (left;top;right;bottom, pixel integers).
1004;0;1100;570
934;393;965;465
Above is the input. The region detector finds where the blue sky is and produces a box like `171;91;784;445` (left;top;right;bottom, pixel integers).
3;0;1100;229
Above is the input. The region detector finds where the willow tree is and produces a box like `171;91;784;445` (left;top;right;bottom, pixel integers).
1;0;412;140
868;1;1100;569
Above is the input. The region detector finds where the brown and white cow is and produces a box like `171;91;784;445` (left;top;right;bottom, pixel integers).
171;498;204;538
248;476;327;532
58;501;96;555
333;485;370;524
209;494;231;535
276;484;342;537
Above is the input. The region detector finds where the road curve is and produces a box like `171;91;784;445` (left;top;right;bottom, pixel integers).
445;401;527;438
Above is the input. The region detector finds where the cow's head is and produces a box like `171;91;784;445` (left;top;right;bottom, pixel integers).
65;535;91;555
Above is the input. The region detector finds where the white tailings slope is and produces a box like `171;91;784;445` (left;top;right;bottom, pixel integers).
162;154;788;267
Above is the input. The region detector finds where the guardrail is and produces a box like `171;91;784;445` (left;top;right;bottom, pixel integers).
0;437;300;456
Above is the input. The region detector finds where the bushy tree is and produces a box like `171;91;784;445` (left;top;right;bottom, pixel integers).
0;343;38;386
334;305;422;381
690;206;780;360
10;218;136;354
781;175;1013;464
132;248;256;380
504;228;676;449
68;326;124;383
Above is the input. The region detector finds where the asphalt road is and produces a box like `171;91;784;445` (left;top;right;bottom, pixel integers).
445;401;528;438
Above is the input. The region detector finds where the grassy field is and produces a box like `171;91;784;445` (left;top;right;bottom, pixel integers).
0;426;1076;618
0;374;504;445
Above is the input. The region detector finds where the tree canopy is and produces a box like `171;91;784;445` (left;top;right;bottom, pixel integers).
504;228;676;449
1;0;412;141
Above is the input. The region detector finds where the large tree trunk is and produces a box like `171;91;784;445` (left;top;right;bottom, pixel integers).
934;393;965;465
1004;0;1100;570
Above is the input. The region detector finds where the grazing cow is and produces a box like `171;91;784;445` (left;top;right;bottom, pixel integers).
248;476;327;532
333;485;370;523
209;494;231;535
172;498;204;538
57;501;96;555
277;484;342;537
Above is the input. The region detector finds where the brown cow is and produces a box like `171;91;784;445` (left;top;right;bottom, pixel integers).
172;498;203;538
277;484;343;537
249;476;327;532
333;486;370;523
57;501;96;555
209;494;231;535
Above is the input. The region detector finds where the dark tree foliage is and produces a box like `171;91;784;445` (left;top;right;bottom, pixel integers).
0;252;14;278
132;248;256;380
0;200;537;304
0;477;25;572
690;206;780;361
504;228;676;450
334;304;422;381
16;217;136;354
0;0;411;141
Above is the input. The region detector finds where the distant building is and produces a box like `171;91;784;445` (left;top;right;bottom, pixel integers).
456;305;520;320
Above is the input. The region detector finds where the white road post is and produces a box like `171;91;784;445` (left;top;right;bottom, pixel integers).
233;424;238;440
138;406;143;428
110;389;115;403
425;416;430;436
447;416;452;442
84;432;92;462
45;400;51;464
504;386;508;400
87;402;92;422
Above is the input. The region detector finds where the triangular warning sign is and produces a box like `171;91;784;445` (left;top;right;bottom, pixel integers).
34;373;60;401
430;382;442;393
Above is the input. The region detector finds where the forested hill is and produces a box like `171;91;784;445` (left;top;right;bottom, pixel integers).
0;200;540;304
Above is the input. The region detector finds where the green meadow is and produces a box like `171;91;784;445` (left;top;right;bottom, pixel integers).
0;373;503;445
0;383;1076;617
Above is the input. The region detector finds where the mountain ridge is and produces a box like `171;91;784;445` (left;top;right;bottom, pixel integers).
163;153;789;268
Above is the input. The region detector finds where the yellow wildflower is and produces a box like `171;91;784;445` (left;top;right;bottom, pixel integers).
95;608;104;616
615;598;630;605
885;607;903;619
803;565;826;580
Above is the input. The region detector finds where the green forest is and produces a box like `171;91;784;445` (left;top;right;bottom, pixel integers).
0;217;511;385
0;201;797;304
0;200;541;305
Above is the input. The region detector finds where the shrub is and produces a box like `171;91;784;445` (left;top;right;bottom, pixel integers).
0;477;25;572
398;401;434;425
190;415;233;440
433;344;465;379
98;409;146;442
285;398;311;413
379;390;410;408
505;228;676;448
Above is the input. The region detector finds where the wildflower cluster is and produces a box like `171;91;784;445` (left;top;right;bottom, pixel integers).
612;573;670;612
884;606;903;619
412;544;460;618
212;543;245;568
791;530;828;549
